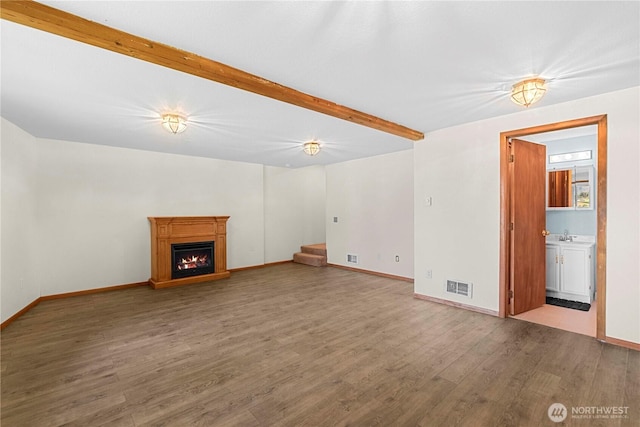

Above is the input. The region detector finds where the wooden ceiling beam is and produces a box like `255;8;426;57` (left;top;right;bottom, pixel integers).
1;0;424;141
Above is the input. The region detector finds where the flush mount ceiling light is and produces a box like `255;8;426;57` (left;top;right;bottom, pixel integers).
303;140;321;156
161;114;187;134
510;78;547;107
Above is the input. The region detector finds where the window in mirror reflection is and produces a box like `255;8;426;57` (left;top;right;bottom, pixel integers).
576;185;590;208
574;168;591;208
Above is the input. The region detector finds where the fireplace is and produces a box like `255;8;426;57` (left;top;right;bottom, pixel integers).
171;241;214;279
148;216;230;289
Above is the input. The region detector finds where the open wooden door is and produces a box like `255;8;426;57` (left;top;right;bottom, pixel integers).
509;138;547;315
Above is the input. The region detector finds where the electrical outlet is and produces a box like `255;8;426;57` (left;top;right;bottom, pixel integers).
395;255;400;262
426;269;432;279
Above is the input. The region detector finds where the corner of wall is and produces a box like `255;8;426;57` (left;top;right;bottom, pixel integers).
325;150;414;278
1;118;41;323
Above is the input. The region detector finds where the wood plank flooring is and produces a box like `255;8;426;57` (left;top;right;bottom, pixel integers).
1;263;638;426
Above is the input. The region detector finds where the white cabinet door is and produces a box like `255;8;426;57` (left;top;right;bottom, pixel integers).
545;244;560;292
545;242;593;303
560;246;589;298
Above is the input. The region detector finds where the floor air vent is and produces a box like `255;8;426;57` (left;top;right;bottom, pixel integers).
445;279;473;298
347;254;358;264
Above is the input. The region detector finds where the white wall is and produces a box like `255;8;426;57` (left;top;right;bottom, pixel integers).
1;118;40;320
263;165;326;263
34;138;266;296
414;86;640;344
1;119;330;322
326;149;414;278
0;122;2;318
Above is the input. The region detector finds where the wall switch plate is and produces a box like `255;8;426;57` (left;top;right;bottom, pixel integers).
333;216;338;223
425;196;432;207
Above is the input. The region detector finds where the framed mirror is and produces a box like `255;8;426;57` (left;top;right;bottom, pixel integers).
547;166;593;210
548;169;573;208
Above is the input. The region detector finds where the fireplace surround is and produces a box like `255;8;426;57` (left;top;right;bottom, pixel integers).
148;216;230;289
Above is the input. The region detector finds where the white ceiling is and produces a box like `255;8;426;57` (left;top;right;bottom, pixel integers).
2;1;638;168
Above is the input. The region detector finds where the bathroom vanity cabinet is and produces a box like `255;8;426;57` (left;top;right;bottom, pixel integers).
545;240;595;304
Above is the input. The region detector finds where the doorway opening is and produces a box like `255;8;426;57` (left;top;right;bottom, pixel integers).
499;115;607;341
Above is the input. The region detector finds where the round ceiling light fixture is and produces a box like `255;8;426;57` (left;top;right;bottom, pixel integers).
510;77;547;108
161;114;187;134
303;140;321;156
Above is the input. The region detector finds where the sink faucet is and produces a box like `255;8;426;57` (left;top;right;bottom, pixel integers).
562;229;573;242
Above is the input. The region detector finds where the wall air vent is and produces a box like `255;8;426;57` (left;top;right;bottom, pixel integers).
445;279;473;298
347;254;359;264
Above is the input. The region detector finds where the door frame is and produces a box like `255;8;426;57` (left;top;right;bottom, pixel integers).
499;114;607;341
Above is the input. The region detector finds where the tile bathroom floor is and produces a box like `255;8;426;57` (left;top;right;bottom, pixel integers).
511;300;597;337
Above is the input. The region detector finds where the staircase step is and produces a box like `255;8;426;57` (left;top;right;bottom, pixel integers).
301;243;327;257
293;252;327;267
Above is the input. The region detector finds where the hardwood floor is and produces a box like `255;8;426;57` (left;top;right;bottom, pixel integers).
2;264;638;426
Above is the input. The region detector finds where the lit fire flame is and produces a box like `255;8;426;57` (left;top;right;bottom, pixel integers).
177;254;209;270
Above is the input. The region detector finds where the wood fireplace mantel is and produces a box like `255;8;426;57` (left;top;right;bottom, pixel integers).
148;216;230;289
